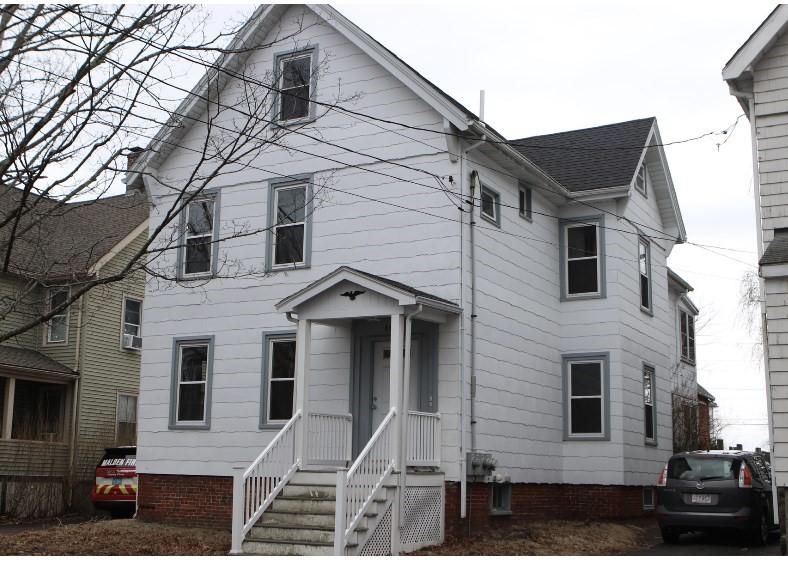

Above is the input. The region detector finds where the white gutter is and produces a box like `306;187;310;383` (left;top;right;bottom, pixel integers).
732;88;779;525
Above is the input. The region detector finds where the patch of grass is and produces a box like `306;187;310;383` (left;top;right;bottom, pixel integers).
416;520;653;555
0;519;230;556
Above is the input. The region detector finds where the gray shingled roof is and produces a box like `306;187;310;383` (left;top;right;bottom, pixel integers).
0;188;148;279
760;233;788;265
0;345;76;377
509;118;655;193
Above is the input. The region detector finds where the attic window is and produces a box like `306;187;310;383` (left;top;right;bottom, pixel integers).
278;52;313;122
480;184;500;226
635;164;647;196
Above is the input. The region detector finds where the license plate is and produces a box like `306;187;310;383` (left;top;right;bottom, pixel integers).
112;477;122;486
690;494;712;504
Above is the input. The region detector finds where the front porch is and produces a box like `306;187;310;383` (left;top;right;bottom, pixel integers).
231;267;460;555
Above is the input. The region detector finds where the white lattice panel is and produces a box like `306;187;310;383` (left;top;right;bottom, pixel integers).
360;505;392;556
401;486;443;547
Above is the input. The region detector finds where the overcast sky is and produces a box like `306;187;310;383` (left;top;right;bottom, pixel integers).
199;2;775;450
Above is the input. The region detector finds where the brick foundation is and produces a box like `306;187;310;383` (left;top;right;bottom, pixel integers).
137;473;233;529
445;481;651;537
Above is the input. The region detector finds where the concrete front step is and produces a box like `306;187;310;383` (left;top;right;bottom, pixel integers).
249;524;335;544
281;484;336;499
262;510;336;528
243;538;333;556
290;470;337;486
271;496;336;514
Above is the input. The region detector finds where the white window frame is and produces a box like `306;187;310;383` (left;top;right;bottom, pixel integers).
479;184;501;226
265;337;297;425
44;287;70;345
271;183;308;269
518;184;533;221
635;163;647;196
564;222;601;298
643;365;656;445
680;309;696;364
115;392;138;445
277;52;313;124
120;295;143;351
639;238;652;313
181;196;217;278
567;359;606;438
174;342;210;427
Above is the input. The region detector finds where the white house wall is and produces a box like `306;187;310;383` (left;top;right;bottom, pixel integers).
138;5;462;478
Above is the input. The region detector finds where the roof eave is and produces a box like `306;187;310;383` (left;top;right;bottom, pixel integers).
722;5;788;84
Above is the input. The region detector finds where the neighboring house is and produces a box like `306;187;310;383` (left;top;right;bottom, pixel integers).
129;4;698;555
0;187;147;518
697;384;718;450
723;4;788;553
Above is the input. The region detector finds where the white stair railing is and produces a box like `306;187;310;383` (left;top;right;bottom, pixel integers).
306;412;353;466
230;409;302;554
334;407;396;555
406;411;441;468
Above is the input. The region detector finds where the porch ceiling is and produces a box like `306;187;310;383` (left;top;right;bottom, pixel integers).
275;266;461;321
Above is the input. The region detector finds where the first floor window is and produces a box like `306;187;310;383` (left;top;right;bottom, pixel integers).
46;288;69;343
182;196;216;276
266;336;296;423
565;357;606;438
271;183;308;268
122;298;142;349
490;483;512;515
174;341;210;425
680;310;696;363
643;366;656;443
11;379;67;442
564;222;601;296
639;238;651;311
480;184;500;225
116;393;138;445
642;487;654;510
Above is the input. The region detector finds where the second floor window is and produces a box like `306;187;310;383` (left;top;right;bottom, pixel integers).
122;298;142;350
565;223;600;296
680;310;696;363
639;238;651;312
183;197;216;276
46;288;69;343
272;184;307;267
279;52;312;122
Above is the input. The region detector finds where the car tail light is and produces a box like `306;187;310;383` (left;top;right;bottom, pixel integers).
738;463;752;488
657;463;668;487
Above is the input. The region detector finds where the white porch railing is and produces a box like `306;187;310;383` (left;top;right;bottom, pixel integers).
334;407;396;555
306;412;353;466
230;409;302;554
406;411;441;468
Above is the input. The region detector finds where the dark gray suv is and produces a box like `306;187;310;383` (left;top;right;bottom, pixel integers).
656;451;775;545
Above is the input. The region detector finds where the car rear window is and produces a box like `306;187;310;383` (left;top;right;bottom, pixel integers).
98;448;136;468
668;456;739;482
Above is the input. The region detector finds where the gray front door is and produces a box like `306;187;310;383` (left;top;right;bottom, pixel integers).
370;339;421;430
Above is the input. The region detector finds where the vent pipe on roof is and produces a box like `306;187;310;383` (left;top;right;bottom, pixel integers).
479;90;485;121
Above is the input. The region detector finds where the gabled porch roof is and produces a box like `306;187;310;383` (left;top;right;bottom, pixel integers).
275;266;461;319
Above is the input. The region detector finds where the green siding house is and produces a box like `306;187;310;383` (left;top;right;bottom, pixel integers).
0;188;147;518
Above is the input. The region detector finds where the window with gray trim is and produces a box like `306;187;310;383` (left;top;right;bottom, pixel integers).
565;222;601;296
270;182;309;268
643;365;656;444
680;310;696;363
639;238;652;312
172;340;212;426
264;336;296;423
480;184;500;225
565;356;608;439
519;185;532;221
278;51;313;122
181;196;217;277
635;164;647;196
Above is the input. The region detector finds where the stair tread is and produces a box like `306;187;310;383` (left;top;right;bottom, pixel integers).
256;522;335;531
276;496;335;502
245;537;333;547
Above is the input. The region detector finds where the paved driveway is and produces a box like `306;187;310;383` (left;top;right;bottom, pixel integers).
633;525;781;556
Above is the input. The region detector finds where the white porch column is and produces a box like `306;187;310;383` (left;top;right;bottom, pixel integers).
2;378;15;439
389;313;405;555
294;318;311;465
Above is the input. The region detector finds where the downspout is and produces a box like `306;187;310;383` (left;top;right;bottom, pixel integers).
732;88;778;525
67;292;85;508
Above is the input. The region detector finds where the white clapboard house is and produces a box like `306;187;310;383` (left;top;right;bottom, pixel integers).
129;4;699;555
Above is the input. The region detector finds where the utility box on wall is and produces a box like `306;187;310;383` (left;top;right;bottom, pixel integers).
466;452;497;482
